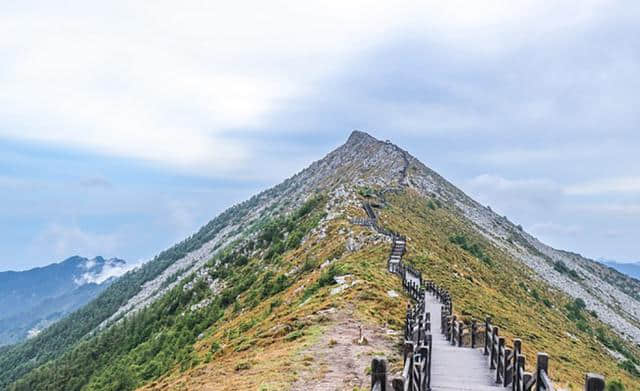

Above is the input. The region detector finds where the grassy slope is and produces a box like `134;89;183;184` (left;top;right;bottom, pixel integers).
136;188;639;390
379;190;639;390
138;203;410;390
11;185;637;390
0;190;265;390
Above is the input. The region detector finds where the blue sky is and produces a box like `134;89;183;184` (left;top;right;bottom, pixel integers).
1;1;639;270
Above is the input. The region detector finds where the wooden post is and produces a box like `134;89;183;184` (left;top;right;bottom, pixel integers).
418;345;429;390
484;317;491;356
450;315;457;344
403;341;414;364
504;347;513;387
490;326;499;370
516;354;526;391
426;334;432;390
371;357;387;391
536;353;549;391
512;339;522;391
471;319;477;348
497;337;505;383
584;373;605;391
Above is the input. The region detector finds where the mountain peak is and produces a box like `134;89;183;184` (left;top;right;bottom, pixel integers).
296;130;410;191
345;130;379;145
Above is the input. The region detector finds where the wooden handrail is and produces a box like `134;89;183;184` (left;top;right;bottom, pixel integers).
361;203;605;391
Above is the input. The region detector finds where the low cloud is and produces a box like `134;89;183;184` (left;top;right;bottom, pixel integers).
74;260;136;285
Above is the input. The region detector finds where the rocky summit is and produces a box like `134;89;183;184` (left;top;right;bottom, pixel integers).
1;131;639;390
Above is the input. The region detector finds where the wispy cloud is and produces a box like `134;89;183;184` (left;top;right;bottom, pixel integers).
32;224;121;260
74;260;136;285
564;177;640;195
570;203;640;216
1;0;632;177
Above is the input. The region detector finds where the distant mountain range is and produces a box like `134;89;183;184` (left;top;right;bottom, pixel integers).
600;259;640;280
0;256;129;346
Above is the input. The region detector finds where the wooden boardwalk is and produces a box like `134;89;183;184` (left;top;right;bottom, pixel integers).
425;292;503;391
405;265;503;391
366;200;605;391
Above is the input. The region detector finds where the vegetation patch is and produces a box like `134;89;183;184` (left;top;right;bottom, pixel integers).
554;260;581;280
449;234;493;266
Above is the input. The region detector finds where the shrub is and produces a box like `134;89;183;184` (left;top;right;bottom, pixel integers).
606;379;626;390
576;320;592;334
285;330;304;341
449;234;493;266
565;298;586;322
619;360;640;377
554;261;581;280
235;361;251;371
531;289;540;301
301;264;344;301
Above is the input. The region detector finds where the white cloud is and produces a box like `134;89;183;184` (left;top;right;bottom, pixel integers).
564;177;640;195
33;223;121;259
74;260;136;285
0;0;620;176
571;203;640;216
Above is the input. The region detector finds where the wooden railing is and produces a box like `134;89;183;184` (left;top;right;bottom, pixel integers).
369;219;439;390
360;201;607;391
351;217;377;227
440;307;608;390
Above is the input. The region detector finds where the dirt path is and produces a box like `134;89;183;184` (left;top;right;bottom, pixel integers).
290;307;399;391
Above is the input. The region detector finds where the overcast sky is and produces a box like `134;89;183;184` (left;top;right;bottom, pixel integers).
1;1;639;270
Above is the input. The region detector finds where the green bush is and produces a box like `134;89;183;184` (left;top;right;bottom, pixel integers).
606;379;626;390
619;360;640;377
301;264;344;301
553;261;581;280
449;234;493;266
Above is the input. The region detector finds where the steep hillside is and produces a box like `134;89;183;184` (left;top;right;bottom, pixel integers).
0;256;127;346
2;131;639;390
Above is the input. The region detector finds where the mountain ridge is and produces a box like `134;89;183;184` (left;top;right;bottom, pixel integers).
1;130;639;390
